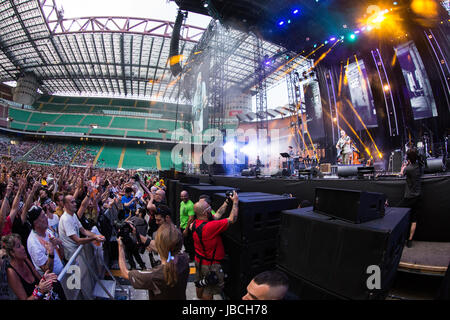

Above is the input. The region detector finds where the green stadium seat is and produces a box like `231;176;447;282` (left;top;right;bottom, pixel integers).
64;127;90;133
39;104;65;112
85;98;111;106
91;128;125;136
25;125;42;131
9;108;32;122
126;131;163;140
122;147;157;170
95;145;123;168
28;113;59;124
80;115;112;127
110;98;135;107
110;117;145;130
65;97;87;105
45;126;64;132
51;96;68;104
53;114;84;125
146;119;176;131
66;105;92;113
10;122;27;131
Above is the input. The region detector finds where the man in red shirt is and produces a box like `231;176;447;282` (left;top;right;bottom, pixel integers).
191;190;239;300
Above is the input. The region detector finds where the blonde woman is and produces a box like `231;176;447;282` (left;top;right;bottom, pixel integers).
118;222;189;300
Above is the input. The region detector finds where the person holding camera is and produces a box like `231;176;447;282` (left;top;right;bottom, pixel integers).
115;210;147;271
191;190;239;300
118;222;189;300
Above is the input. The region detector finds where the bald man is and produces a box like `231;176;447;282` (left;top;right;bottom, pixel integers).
242;271;289;300
180;191;195;261
191;191;239;300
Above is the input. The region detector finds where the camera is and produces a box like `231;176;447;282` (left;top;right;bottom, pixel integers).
225;190;234;199
114;220;133;239
194;271;219;288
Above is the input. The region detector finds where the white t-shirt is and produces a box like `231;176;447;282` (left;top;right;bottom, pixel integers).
58;212;83;261
27;229;64;276
47;214;59;234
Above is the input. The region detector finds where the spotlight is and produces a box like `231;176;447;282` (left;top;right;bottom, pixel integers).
223;141;235;154
330;37;336;41
383;84;391;92
278;20;285;26
348;33;356;41
293;9;299;14
203;0;208;8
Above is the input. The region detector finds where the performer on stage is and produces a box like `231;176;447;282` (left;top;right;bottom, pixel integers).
336;130;353;165
287;146;295;175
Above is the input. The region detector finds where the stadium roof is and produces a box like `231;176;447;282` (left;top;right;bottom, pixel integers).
0;0;309;104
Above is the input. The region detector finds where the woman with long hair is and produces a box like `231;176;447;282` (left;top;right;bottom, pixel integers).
1;233;64;300
118;222;189;300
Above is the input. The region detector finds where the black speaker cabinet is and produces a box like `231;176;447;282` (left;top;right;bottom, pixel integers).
278;207;410;300
313;187;386;223
222;235;278;300
185;185;239;204
212;192;298;243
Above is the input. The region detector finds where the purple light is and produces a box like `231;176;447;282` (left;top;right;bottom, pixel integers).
330;37;336;41
355;30;360;34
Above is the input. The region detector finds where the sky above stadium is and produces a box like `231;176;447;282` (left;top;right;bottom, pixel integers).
56;0;212;28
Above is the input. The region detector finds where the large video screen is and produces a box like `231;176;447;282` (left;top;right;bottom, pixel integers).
395;41;437;120
302;79;325;140
191;56;210;136
345;59;378;130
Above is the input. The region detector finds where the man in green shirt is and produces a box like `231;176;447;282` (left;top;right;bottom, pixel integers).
180;190;195;261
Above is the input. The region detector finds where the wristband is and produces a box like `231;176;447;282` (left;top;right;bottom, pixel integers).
33;287;44;299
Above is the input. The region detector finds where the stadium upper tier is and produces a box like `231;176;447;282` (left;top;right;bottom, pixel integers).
2;95;192;141
0;132;178;170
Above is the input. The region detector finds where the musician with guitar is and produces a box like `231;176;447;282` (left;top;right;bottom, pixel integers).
336;130;353;165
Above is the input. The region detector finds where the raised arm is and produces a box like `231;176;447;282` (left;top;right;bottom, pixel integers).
0;179;14;232
226;191;239;225
20;179;39;224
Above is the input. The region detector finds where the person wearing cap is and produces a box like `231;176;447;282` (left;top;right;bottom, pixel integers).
26;206;64;276
121;187;137;219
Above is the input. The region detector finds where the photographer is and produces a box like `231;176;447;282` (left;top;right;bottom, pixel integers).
114;209;147;270
191;190;239;300
118;223;189;300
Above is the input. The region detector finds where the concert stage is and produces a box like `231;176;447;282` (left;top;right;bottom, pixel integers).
190;172;450;243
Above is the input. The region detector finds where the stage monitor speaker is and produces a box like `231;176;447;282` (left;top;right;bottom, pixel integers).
313;187;386;223
337;165;362;177
278;207;410;300
211;192;298;243
169;10;184;77
424;157;446;173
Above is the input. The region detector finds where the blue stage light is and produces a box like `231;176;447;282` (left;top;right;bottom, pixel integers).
293;9;299;14
278;20;285;26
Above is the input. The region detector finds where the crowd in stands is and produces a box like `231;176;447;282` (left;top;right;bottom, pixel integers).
0;139;35;159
